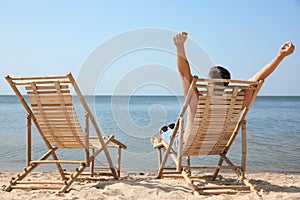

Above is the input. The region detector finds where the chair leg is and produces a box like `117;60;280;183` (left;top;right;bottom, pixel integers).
157;123;180;178
182;169;200;196
3;163;39;192
59;164;86;193
157;147;172;178
212;157;223;180
89;136;119;179
90;148;95;177
117;147;121;178
26;114;32;167
241;120;247;175
157;148;162;167
51;154;66;180
187;156;191;176
3;148;58;192
219;154;242;177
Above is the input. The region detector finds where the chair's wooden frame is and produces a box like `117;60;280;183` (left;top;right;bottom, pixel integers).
3;73;127;193
154;76;263;195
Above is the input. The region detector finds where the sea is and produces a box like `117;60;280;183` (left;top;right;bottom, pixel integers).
0;95;299;173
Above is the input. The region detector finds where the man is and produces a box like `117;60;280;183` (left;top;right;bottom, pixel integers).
151;32;295;147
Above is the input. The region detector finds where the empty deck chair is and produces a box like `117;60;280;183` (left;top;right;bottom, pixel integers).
3;73;127;193
153;76;263;195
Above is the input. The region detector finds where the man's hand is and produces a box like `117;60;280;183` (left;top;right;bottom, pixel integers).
173;32;188;46
278;42;295;58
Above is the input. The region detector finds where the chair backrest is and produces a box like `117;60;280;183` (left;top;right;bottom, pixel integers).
181;77;263;156
5;74;88;148
26;80;85;148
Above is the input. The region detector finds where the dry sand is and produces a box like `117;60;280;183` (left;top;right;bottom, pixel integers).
0;171;300;200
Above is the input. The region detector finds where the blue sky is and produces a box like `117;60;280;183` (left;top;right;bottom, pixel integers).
1;0;299;95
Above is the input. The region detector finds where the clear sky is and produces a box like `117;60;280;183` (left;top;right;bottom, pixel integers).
1;0;299;95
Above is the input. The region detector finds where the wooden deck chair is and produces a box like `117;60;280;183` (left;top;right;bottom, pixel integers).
3;73;127;193
153;76;263;195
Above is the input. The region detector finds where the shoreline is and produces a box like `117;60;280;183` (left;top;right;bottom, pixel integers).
1;171;300;200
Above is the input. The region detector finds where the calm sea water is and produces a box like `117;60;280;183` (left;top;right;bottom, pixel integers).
0;95;299;173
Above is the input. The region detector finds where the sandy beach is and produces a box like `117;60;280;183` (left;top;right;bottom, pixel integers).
1;171;299;200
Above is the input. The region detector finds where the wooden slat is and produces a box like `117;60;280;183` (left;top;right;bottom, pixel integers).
41;130;83;136
14;80;71;85
29;94;73;102
39;123;81;128
198;95;244;100
195;78;259;85
31;103;73;107
34;110;76;115
25;84;69;90
10;74;69;80
47;139;84;143
37;118;80;122
42;134;83;138
32;107;75;111
28;97;73;104
39;121;81;125
34;111;76;116
195;111;240;116
46;138;84;142
197;104;243;109
35;116;78;120
28;91;71;96
197;90;246;96
28;94;71;99
40;130;82;135
27;90;71;95
34;113;77;118
43;124;79;128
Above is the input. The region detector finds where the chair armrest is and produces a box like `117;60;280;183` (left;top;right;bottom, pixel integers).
153;141;165;149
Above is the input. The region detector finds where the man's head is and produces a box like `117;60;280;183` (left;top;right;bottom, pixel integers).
208;66;231;86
